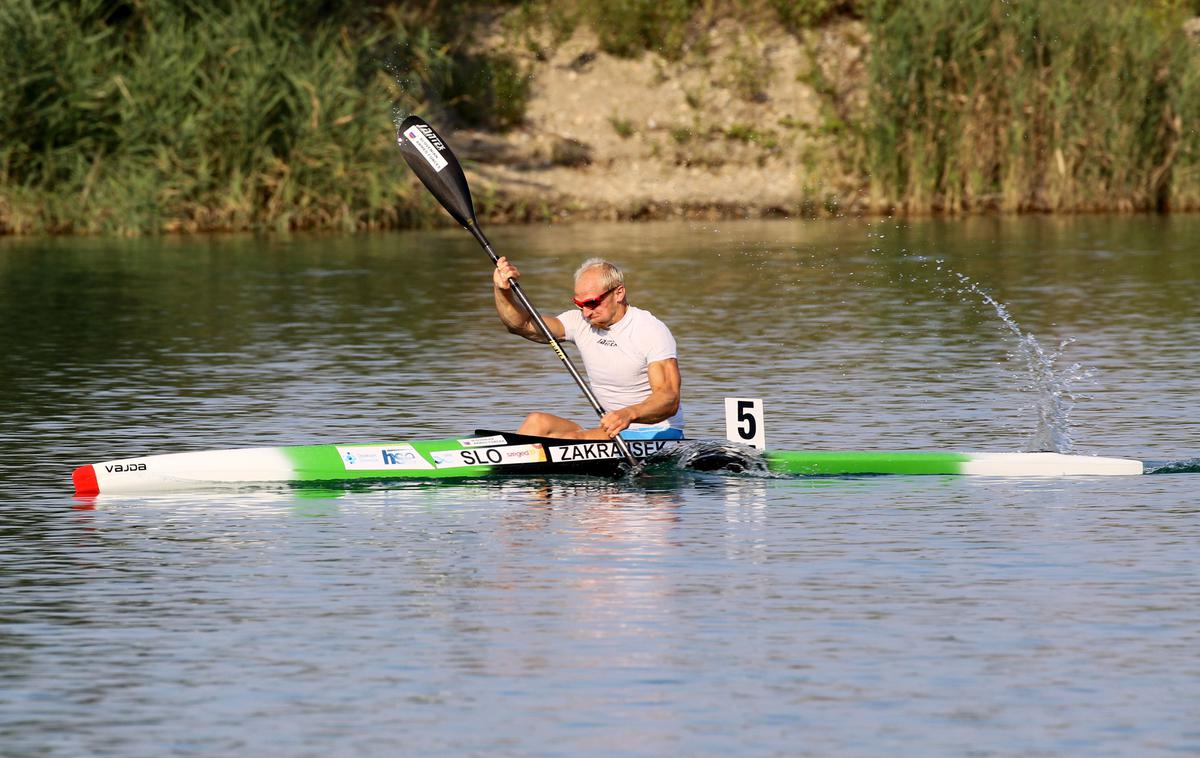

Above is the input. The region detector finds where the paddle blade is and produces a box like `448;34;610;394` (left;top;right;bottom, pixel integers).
396;115;478;229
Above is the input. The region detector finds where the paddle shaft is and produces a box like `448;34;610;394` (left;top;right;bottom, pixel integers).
466;223;639;466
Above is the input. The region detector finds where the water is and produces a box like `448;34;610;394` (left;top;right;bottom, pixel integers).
2;216;1198;755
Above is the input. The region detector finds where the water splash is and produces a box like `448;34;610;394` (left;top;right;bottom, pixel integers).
641;440;776;477
952;273;1092;453
1144;458;1200;474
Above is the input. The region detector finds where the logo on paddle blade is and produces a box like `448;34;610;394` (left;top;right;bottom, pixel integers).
403;125;448;172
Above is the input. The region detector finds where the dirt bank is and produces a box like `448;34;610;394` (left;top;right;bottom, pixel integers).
448;16;873;223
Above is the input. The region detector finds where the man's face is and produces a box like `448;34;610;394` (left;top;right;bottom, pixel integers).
574;270;624;328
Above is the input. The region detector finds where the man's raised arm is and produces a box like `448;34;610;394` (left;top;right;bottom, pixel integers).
493;256;563;344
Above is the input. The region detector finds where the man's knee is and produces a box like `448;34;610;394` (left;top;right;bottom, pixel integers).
517;412;584;438
519;412;556;435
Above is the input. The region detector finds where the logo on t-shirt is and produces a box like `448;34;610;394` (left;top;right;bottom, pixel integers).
596;339;618;347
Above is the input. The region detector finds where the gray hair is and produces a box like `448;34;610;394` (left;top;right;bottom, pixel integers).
573;257;624;291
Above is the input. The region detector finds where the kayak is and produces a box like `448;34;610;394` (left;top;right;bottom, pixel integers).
72;430;1144;496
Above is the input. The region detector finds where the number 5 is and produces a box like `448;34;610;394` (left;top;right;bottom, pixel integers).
724;398;766;449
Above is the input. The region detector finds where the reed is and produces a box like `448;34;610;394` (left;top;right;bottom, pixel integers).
0;0;529;234
864;0;1200;213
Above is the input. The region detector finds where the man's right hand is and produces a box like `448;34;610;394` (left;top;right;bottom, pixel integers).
493;256;520;290
492;256;564;344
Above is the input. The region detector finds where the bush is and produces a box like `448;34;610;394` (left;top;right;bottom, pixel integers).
770;0;859;33
588;0;702;59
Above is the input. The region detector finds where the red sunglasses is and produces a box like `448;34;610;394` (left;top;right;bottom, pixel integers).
573;287;616;310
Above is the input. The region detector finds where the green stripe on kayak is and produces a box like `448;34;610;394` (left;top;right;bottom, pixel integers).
764;450;972;476
282;438;496;480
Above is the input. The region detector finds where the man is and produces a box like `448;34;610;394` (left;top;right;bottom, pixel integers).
493;256;684;441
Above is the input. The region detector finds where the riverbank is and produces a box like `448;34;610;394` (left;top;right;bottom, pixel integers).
460;2;1200;222
2;1;1198;235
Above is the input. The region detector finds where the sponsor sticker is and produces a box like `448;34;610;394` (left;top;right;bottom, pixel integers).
457;435;508;448
403;125;448;172
337;444;433;470
432;444;547;468
630;439;680;457
549;439;679;463
549;442;623;463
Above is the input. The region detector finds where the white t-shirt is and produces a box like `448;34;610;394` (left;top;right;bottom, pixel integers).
556;305;685;432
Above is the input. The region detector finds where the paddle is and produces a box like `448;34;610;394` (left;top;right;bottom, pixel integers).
395;115;639;468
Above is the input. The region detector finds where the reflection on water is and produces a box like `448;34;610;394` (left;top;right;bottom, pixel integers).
1;216;1198;754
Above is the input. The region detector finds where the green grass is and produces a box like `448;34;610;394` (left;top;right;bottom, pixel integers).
609;116;636;138
725;124;777;149
726;36;773;102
